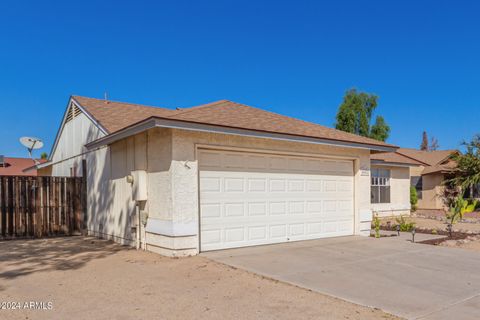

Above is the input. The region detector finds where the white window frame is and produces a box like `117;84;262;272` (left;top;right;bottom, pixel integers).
371;168;391;204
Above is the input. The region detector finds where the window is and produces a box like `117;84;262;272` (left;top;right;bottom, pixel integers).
411;176;423;200
371;168;391;203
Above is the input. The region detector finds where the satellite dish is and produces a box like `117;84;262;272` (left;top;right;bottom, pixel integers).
19;136;44;164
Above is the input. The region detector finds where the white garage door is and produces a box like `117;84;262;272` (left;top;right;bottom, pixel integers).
199;149;354;251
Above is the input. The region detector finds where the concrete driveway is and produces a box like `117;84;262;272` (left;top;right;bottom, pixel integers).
204;234;480;320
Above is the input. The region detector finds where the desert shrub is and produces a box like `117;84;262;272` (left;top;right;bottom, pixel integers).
410;186;418;211
395;215;416;232
373;214;381;238
446;196;468;225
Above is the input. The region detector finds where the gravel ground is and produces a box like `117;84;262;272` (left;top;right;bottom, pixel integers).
0;237;399;320
380;216;480;252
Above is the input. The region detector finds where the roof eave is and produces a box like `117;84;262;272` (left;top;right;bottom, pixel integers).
371;160;421;168
85;117;398;152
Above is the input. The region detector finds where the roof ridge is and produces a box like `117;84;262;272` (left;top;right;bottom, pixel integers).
398;147;456;153
168;100;231;117
223;100;396;147
395;149;431;166
72;95;172;111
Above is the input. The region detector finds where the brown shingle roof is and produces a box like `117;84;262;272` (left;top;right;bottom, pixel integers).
0;157;45;176
395;148;457;166
73;96;177;133
371;152;423;166
73;96;396;149
421;158;457;175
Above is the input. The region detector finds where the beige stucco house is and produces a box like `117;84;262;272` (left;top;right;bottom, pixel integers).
38;96;398;256
370;152;422;217
394;149;458;211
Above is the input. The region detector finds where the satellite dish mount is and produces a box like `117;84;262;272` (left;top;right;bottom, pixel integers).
19;137;44;165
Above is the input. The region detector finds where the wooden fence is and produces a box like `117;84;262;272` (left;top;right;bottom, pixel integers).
0;176;86;239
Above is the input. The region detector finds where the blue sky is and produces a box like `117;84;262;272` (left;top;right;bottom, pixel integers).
1;0;479;158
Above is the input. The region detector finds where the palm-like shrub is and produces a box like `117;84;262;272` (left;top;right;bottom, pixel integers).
450;135;480;195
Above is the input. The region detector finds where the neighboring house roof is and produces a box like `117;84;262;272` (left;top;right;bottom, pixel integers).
73;96;397;150
0;157;45;176
422;160;458;175
370;151;423;166
395;148;457;166
391;148;458;176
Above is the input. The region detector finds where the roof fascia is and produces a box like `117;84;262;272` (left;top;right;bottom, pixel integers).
86;117;398;152
371;160;421;168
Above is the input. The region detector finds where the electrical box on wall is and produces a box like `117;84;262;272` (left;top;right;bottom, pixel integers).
131;170;147;201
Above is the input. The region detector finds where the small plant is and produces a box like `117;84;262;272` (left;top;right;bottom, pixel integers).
395;215;415;232
410;186;418;212
373;213;381;238
446;196;469;225
431;229;438;235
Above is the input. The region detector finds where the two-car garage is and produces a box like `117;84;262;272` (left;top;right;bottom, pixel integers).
198;149;355;251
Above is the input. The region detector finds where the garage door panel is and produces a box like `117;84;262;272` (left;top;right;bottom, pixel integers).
224;202;245;217
248;226;267;240
270;224;287;238
199;149;354;251
224;227;245;242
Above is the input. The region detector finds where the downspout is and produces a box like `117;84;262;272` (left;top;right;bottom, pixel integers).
136;203;141;250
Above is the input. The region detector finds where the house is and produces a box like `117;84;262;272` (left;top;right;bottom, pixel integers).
370;151;423;217
0;156;45;176
394;148;458;211
38;96;397;256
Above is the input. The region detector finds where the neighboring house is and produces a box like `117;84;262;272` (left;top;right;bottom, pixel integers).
0;156;44;176
395;148;458;210
370;152;423;217
38;96;397;256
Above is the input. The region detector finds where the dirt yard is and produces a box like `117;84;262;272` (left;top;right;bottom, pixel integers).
0;237;399;320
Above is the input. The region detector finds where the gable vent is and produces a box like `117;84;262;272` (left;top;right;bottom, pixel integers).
65;104;82;123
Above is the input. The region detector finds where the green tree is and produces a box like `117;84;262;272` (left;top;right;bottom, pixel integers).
450;134;480;195
370;116;390;142
420;131;428;151
335;88;390;141
40;152;48;160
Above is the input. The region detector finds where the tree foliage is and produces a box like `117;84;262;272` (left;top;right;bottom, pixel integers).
40;152;48;160
335;89;390;142
449;134;480;194
410;186;418;211
420;131;428;151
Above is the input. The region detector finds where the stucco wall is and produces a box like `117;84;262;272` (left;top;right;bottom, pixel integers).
85;133;151;245
61;126;374;256
410;165;425;177
371;165;411;217
408;165;446;210
418;173;446;210
164;128;373;255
